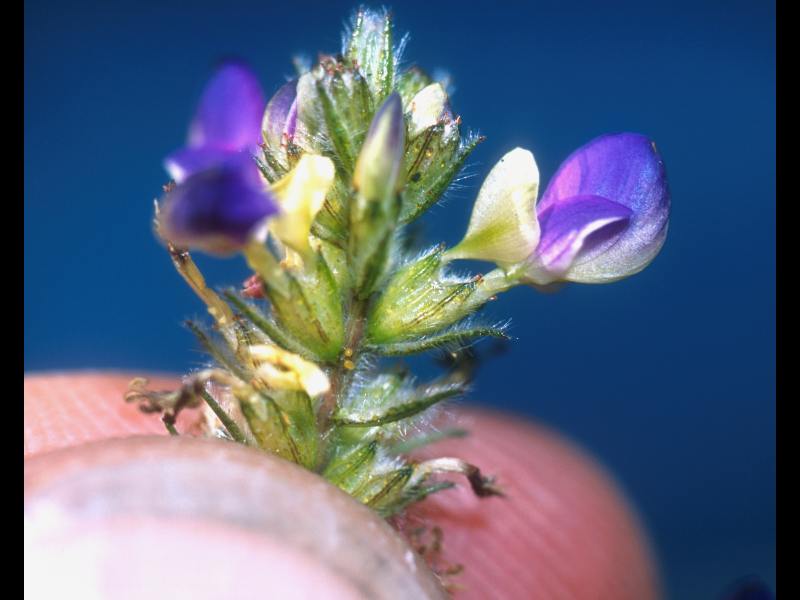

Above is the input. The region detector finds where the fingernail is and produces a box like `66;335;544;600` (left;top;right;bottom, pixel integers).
25;436;446;599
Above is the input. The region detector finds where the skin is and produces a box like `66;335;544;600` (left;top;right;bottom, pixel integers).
24;372;661;599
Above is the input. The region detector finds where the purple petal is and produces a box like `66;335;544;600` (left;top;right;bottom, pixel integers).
187;61;266;151
163;146;240;183
538;133;670;282
533;195;632;277
262;80;298;150
371;93;405;155
159;153;278;254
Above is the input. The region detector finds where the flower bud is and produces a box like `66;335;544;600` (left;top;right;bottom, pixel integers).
261;80;298;163
353;92;405;201
345;7;394;103
367;246;504;344
314;59;373;174
406;83;449;139
280;60;373;244
349;93;406;295
400;105;481;224
396;66;433;107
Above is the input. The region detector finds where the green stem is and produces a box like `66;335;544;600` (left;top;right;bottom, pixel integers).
475;266;523;298
319;295;369;430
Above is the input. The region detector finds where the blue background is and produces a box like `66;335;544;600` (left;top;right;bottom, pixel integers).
25;0;775;597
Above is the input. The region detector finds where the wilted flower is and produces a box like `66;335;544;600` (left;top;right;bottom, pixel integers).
448;133;670;284
248;343;330;397
158;62;278;254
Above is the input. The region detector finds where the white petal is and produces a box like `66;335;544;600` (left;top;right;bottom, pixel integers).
407;83;447;138
447;147;540;267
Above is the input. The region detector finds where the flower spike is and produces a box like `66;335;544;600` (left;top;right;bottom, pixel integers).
135;10;672;529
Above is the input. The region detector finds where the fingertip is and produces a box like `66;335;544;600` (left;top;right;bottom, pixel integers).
24;375;661;599
25;436;445;599
403;408;661;600
24;372;200;457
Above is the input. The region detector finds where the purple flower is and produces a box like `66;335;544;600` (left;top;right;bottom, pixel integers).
160;153;276;254
159;62;278;254
529;132;670;284
449;133;670;285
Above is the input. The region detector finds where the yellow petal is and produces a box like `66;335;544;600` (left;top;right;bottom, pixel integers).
269;154;335;259
249;344;330;397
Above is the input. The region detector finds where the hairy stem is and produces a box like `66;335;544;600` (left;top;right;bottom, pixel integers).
320;295;369;430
